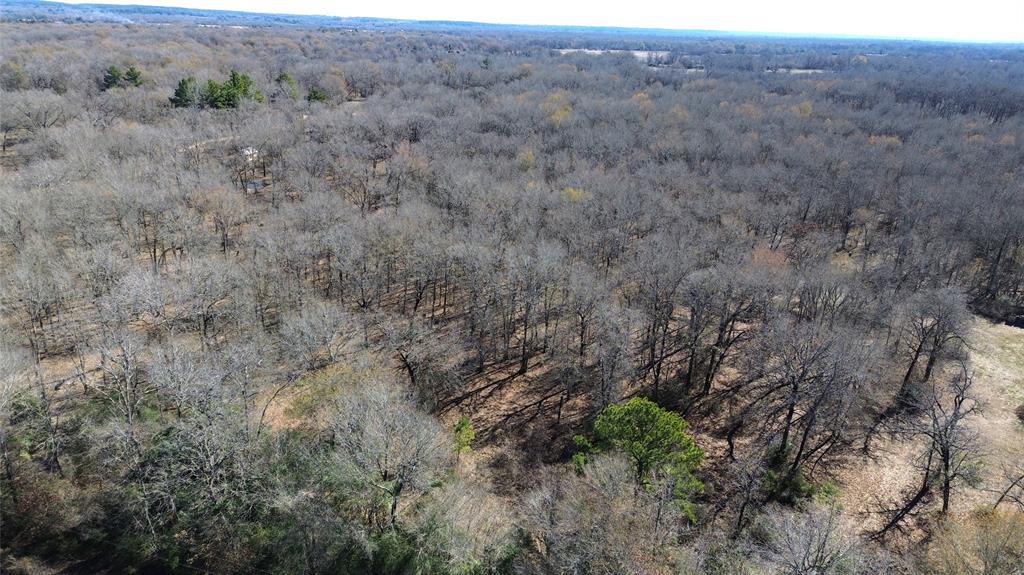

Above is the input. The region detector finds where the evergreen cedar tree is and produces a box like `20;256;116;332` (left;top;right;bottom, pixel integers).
102;64;143;90
171;70;263;108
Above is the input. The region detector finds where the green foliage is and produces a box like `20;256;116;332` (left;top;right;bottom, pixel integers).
454;416;475;454
102;65;123;90
201;78;230;109
124;65;143;87
275;71;298;99
571;434;593;474
226;69;264;104
306;85;329;103
765;464;841;506
575;398;704;520
814;480;842;503
178;70;264;109
170;76;199;108
590;397;704;486
101;64;142;90
765;466;816;504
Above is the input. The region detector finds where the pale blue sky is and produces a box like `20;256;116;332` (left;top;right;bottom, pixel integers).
63;0;1024;42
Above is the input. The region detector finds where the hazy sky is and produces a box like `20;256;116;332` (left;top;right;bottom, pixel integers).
63;0;1024;42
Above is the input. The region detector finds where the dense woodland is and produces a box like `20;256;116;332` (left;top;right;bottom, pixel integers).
1;11;1023;575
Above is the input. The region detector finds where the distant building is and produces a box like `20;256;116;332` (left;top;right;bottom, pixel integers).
241;146;259;164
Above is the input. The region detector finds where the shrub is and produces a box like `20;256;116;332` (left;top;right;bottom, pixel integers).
454;416;475;453
306;86;329;103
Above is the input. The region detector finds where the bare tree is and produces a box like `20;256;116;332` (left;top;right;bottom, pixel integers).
874;363;981;539
279;300;352;370
94;327;151;453
894;287;971;401
0;344;30;498
759;502;886;575
375;314;468;408
729;319;873;489
520;454;684;575
992;462;1024;511
330;376;452;531
925;510;1024;575
922;365;983;515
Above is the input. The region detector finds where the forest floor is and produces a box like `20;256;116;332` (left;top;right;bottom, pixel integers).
439;357;592;496
837;317;1024;539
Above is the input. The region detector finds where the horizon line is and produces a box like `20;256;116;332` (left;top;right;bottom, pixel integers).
34;0;1024;45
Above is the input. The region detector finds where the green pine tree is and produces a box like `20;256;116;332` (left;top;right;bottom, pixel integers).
169;76;199;108
306;86;329;103
575;397;704;518
124;65;143;87
201;79;228;109
102;65;123;90
225;70;263;105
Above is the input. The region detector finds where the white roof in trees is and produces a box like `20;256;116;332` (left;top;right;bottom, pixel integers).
241;146;259;162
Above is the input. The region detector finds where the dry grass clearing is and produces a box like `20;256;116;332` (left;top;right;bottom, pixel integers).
838;317;1024;537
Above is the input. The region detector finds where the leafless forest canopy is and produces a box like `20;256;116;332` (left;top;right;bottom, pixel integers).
1;9;1023;575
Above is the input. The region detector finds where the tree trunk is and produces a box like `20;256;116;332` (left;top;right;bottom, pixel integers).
389;480;404;530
